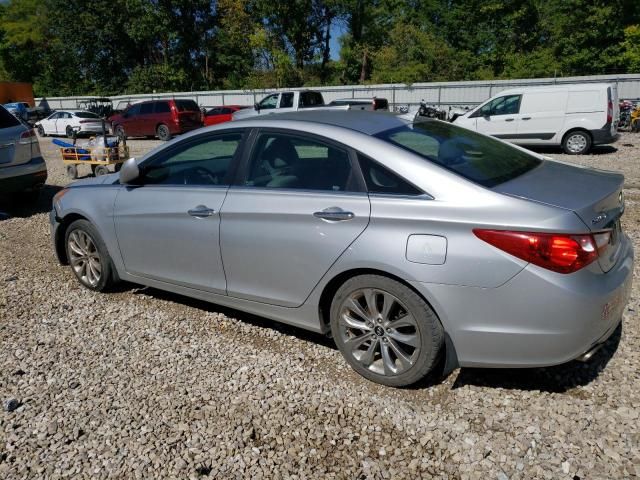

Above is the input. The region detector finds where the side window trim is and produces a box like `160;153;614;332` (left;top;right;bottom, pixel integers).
136;129;249;187
356;153;432;199
233;127;367;194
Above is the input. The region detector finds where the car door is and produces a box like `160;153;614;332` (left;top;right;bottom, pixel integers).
113;130;247;293
515;90;567;144
471;94;522;139
41;112;60;134
219;129;371;307
137;102;155;136
256;94;279;114
122;103;142;136
279;92;295;113
55;112;71;134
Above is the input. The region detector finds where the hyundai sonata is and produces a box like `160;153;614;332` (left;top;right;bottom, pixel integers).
50;111;633;387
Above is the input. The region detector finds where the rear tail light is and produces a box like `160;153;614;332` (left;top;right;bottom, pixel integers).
607;100;613;124
473;229;611;274
19;128;37;144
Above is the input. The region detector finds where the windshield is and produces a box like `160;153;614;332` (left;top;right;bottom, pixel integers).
74;111;100;119
376;120;541;187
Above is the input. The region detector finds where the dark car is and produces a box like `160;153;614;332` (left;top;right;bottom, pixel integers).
110;99;203;141
204;105;248;126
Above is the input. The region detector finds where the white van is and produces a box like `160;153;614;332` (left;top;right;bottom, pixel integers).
453;83;619;154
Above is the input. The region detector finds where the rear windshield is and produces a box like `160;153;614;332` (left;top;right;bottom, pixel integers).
74;111;100;119
175;100;199;112
0;106;21;129
375;120;541;187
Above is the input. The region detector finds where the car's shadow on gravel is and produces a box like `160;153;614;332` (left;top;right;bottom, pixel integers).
451;323;622;393
127;286;338;351
0;184;62;220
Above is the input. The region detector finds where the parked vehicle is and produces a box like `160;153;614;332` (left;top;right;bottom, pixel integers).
51;111;633;387
35;110;105;138
3;102;29;122
76;97;114;119
327;98;389;111
232;90;348;120
204;105;248;126
0;105;46;199
454;83;619;154
109;99;203;141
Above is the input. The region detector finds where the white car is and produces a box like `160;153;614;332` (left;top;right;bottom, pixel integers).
453;83;619;154
35;110;105;138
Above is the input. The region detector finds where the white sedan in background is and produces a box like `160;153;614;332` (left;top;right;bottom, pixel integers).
35;110;106;138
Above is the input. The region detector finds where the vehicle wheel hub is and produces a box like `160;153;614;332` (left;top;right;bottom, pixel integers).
68;230;101;287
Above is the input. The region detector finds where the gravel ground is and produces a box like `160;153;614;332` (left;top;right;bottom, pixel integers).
1;133;639;479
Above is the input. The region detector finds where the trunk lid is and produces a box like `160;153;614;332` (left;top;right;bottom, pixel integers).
494;160;625;272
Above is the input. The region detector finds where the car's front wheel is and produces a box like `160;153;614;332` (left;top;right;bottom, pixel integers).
66;125;76;138
330;275;443;387
65;219;115;292
37;125;46;137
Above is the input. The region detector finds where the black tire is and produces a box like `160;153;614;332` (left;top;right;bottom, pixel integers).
330;274;443;387
66;164;78;179
114;162;122;172
562;130;591;155
94;165;109;176
66;125;75;139
37;125;46;137
157;124;171;141
64;219;116;292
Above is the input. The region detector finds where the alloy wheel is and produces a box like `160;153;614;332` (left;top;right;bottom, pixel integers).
337;288;420;376
67;230;102;287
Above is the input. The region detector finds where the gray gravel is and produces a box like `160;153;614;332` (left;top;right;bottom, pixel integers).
1;133;639;479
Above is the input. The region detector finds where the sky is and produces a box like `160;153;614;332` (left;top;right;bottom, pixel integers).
329;22;348;60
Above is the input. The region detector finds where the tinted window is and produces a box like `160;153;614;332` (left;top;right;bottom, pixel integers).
0;106;20;128
258;94;279;110
476;95;521;117
376;120;541;188
299;91;324;108
127;104;141;116
140;103;154;114
142;133;242;186
358;154;422;196
246;133;354;192
74;111;100;119
206;108;221;115
155;102;171;113
175;99;199;112
280;93;294;108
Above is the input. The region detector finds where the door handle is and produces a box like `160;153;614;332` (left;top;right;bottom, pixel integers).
313;208;355;222
505;118;515;122
522;117;532;120
188;205;215;217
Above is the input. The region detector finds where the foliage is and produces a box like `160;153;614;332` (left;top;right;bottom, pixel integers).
0;0;638;97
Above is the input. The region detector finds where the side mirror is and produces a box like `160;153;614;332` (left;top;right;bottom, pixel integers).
119;157;140;184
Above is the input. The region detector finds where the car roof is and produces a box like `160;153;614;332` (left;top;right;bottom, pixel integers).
242;110;409;135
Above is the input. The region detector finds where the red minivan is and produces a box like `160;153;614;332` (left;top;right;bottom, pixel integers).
109;99;203;141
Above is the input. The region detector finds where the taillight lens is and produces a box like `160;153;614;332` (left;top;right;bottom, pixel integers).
607;100;613;124
473;229;610;274
19;128;37;144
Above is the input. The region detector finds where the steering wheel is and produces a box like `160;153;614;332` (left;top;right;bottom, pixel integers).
183;166;217;185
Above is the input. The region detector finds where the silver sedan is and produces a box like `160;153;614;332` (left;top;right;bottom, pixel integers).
50;111;633;387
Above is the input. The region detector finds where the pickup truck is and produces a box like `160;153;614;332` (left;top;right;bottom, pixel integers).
232;90;347;120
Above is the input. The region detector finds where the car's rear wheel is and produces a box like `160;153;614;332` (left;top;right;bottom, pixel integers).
37;125;46;137
66;125;76;138
157;124;171;141
330;275;443;387
562;130;591;155
65;219;115;292
92;165;109;176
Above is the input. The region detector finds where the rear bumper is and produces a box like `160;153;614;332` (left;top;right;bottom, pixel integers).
0;156;48;193
590;126;620;145
412;233;634;368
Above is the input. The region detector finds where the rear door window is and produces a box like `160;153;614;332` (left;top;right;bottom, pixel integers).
358;154;422;196
0;106;20;128
155;102;171;113
376;120;541;188
140;103;154;115
280;93;294;108
299;91;324;108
